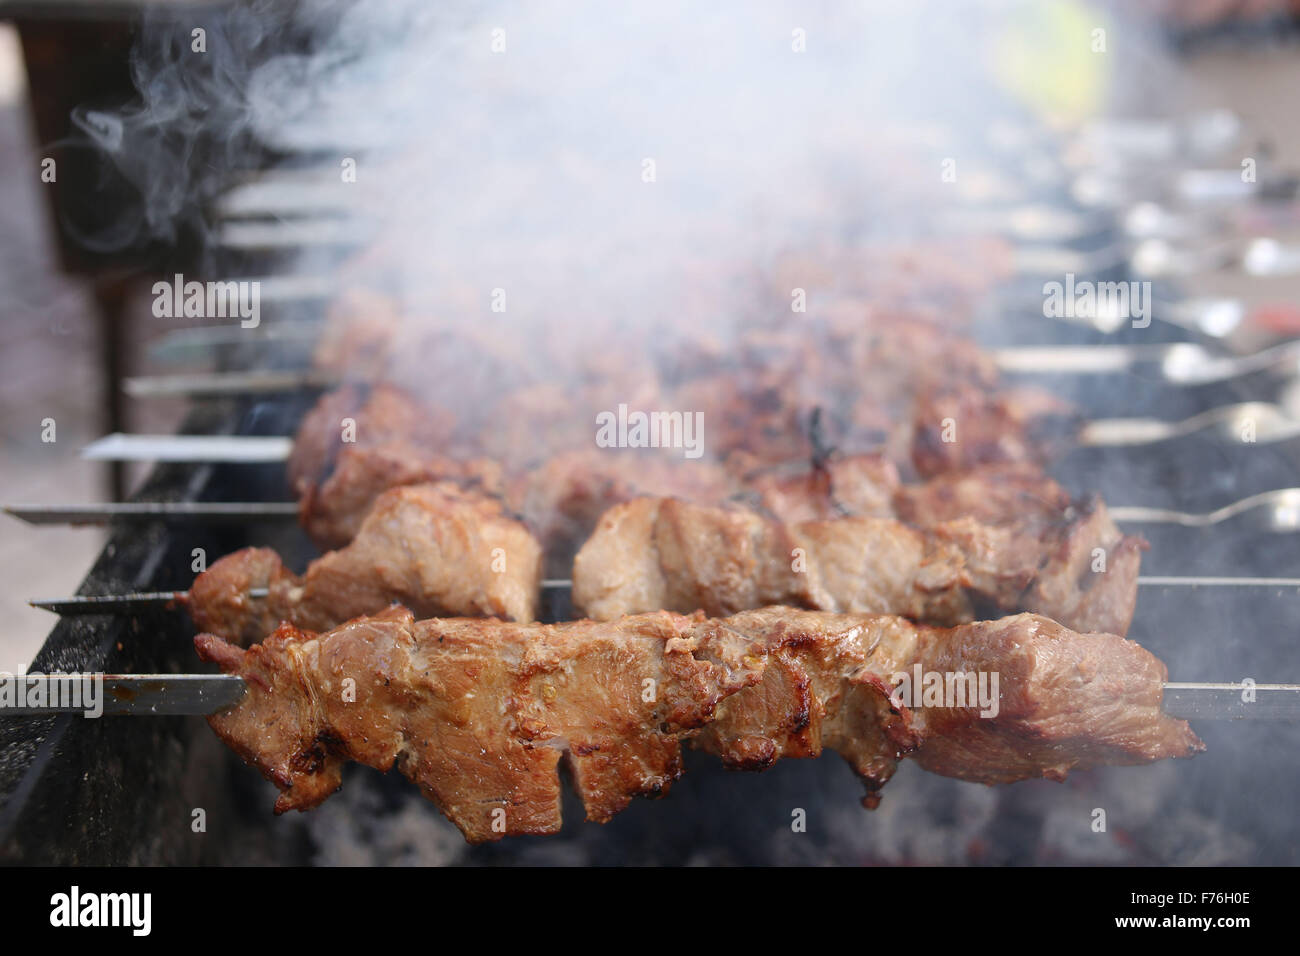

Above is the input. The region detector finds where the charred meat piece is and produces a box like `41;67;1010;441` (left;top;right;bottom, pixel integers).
572;495;1141;635
196;605;1202;843
910;383;1081;479
286;384;457;502
188;483;541;644
299;441;503;550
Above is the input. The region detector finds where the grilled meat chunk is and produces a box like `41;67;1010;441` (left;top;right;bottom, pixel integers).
892;461;1073;527
284;345;1080;554
196;606;1202;843
572;497;972;624
895;464;1146;636
188;483;541;644
572;495;1142;635
506;449;734;575
744;453;900;523
286;384;457;503
910;383;1081;478
300;441;503;549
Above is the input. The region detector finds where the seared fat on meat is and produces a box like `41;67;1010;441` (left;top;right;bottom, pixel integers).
572;496;1142;635
188;483;541;644
196;606;1203;844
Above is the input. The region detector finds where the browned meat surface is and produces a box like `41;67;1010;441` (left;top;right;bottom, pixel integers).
196;605;1202;843
188;483;541;644
286;384;362;499
572;495;1141;635
910;383;1080;478
300;441;504;549
283;307;1082;553
905;612;1194;783
744;453;900;522
896;466;1146;636
286;384;456;501
1019;495;1146;637
893;462;1073;527
573;497;972;624
506;449;734;575
479;370;665;471
186;547;290;645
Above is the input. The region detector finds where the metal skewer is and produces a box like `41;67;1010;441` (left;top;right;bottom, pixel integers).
114;336;1300;397
148;320;322;363
0;674;246;716
992;341;1300;385
27;574;1300;617
1078;402;1300;446
123;369;339;398
5;502;299;526
1110;488;1300;531
1161;682;1300;720
0;673;1293;719
15;490;1300;538
76;398;1300;466
31;580;575;615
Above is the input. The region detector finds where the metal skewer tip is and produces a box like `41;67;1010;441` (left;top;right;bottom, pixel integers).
5;502;299;526
1162;682;1300;720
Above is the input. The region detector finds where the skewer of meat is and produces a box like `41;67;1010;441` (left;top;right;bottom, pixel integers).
194;604;1202;844
166;460;1138;643
571;493;1143;636
286;382;1081;559
188;482;542;643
